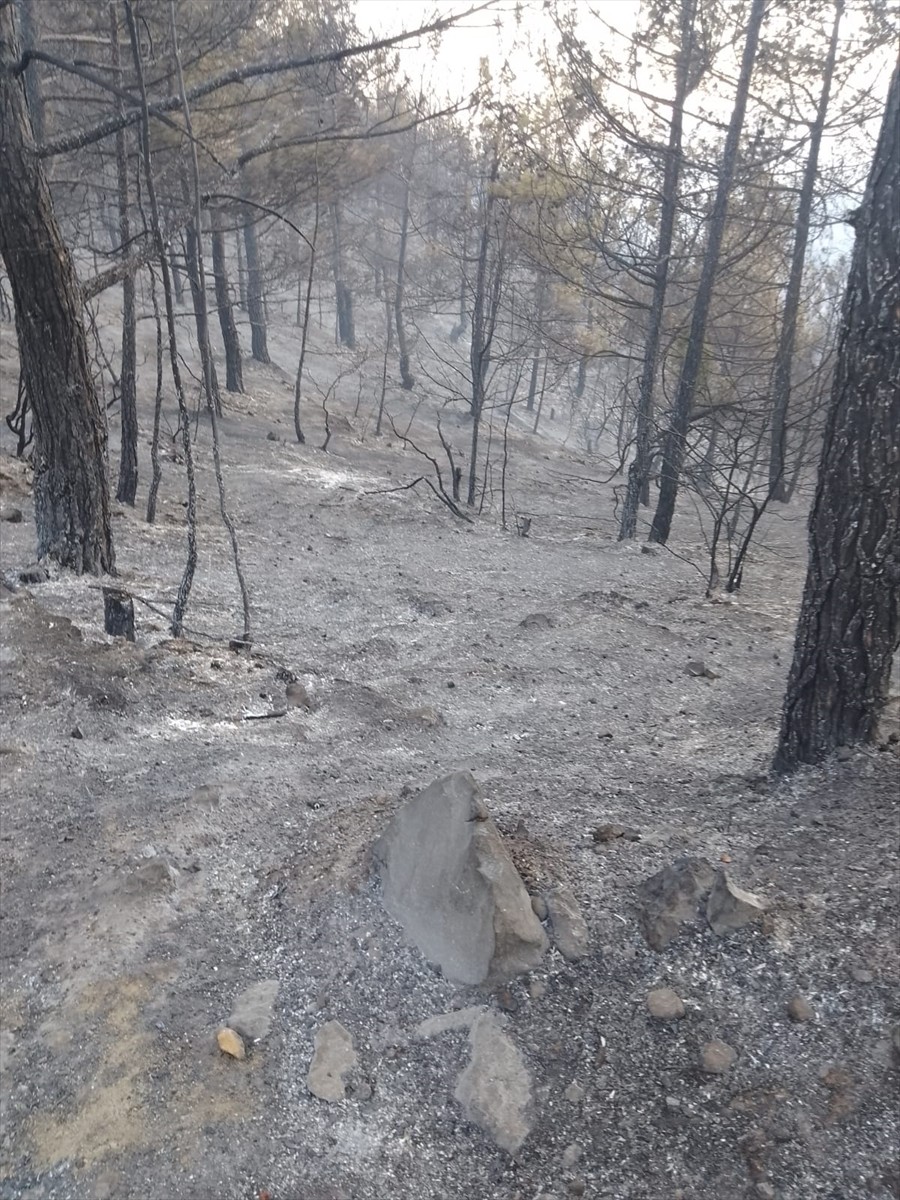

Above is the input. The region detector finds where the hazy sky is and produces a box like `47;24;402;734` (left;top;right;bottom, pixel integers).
354;0;641;104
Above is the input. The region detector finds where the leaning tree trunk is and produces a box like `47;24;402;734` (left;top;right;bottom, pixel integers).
243;214;270;363
649;0;766;545
618;0;696;540
767;0;843;501
0;3;114;573
773;66;900;773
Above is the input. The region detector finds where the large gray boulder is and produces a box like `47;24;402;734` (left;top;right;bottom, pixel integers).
373;771;548;985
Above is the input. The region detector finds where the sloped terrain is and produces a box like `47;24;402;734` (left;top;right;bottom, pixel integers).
0;314;898;1200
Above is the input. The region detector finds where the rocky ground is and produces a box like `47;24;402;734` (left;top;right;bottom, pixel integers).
0;302;898;1200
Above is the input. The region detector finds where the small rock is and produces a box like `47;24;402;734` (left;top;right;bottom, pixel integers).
409;705;443;728
701;1039;736;1074
685;659;718;679
123;856;177;896
495;987;519;1013
568;1181;586;1197
564;1080;585;1103
546;884;590;961
850;966;874;984
266;430;280;441
531;895;548;922
454;1011;532;1152
835;745;853;762
706;870;766;935
638;856;716;951
593;823;627;843
562;1143;582;1169
307;1020;356;1102
518;612;557;631
352;1080;373;1101
640;543;656;555
70;726;84;740
229;979;279;1042
415;1006;485;1039
528;980;546;1002
787;996;814;1022
755;1184;776;1200
216;1027;246;1060
286;680;316;710
646;987;685;1020
0;506;23;523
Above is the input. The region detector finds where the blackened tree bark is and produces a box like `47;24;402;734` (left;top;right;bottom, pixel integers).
773;67;900;773
467;148;503;506
394;140;416;390
767;0;843;501
110;4;138;505
0;3;114;573
15;0;42;147
243;215;270;362
211;217;244;394
618;0;696;539
183;215;222;412
649;0;767;545
330;201;355;349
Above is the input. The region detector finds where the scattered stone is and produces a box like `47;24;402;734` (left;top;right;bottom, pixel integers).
216;1026;246;1060
266;430;280;441
518;611;558;631
685;659;718;679
835;745;853;762
123;856;177;897
286;680;317;710
706;870;766;935
562;1143;583;1169
531;895;548;922
229;979;279;1042
701;1039;736;1074
373;771;548;985
352;1079;373;1101
307;1020;356;1102
528;980;546;1002
415;1007;486;1039
638;856;716;951
593;823;626;842
568;1180;586;1197
755;1184;776;1199
640;543;656;555
409;705;444;728
546;884;590;961
646;987;685;1020
70;727;84;740
19;563;49;585
495;987;519;1013
0;506;23;523
564;1080;585;1103
850;966;874;984
787;996;814;1023
454;1012;532;1152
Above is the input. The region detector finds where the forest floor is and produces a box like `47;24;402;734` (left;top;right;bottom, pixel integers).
0;298;898;1200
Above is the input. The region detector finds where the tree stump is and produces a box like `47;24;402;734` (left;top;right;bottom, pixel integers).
103;586;135;641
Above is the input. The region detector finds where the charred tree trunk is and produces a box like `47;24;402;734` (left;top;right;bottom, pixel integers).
773;67;900;773
16;0;43;148
183;213;221;412
767;0;843;502
394;144;415;390
243;215;270;363
649;0;766;545
0;3;114;573
110;5;137;505
330;202;355;349
619;0;696;540
211;218;244;394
